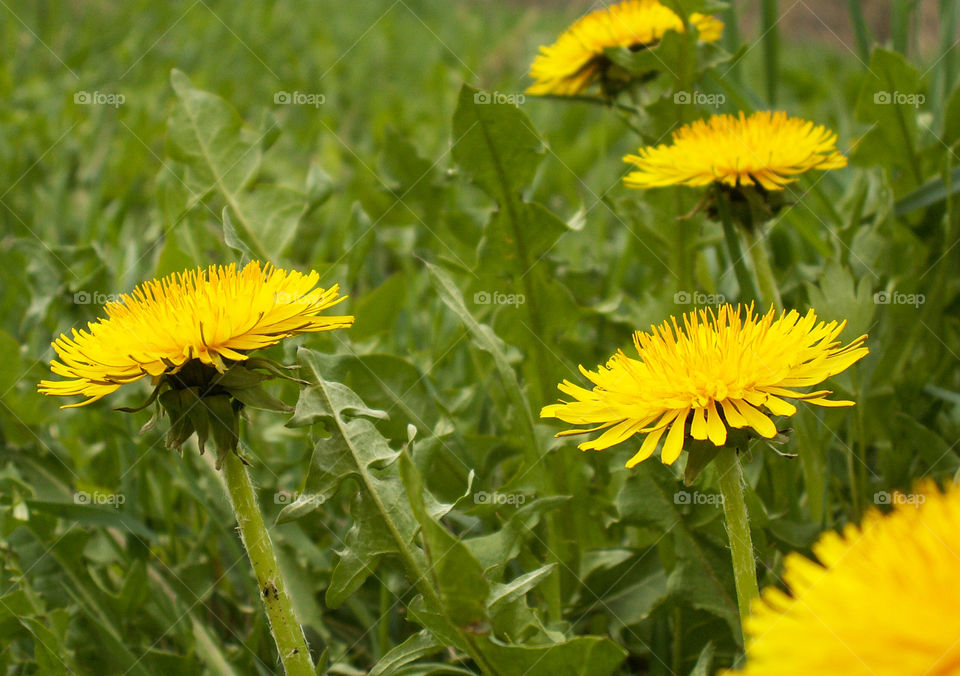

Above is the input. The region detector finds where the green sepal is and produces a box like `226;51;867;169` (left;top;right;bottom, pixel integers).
211;363;272;390
159;389;195;454
229;383;293;412
181;388;211;455
710;185;788;230
243;356;308;384
138;400;162;435
683;439;721;486
157;387;243;467
115;382;163;413
203;394;242;469
725;428;754;452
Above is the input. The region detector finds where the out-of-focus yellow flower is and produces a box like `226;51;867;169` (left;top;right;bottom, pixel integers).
730;480;960;675
528;0;722;96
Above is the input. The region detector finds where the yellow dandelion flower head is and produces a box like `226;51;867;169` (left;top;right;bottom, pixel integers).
540;304;867;467
528;0;723;96
623;110;848;191
731;480;960;675
39;261;354;408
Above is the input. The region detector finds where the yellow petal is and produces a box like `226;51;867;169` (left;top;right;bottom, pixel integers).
762;394;797;416
690;406;708;440
707;400;727;446
733;399;777;438
660;409;689;465
720;398;747;428
626;424;666;468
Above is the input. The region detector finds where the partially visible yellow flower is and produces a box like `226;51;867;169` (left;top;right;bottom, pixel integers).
39;261;353;408
541;305;867;467
731;480;960;675
623;111;847;191
528;0;723;96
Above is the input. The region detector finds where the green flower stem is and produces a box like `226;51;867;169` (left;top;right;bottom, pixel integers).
716;191;760;305
742;225;783;311
714;445;760;641
222;452;315;676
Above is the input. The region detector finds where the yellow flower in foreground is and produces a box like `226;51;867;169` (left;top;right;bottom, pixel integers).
528;0;723;96
541;305;867;467
623;111;847;191
731;481;960;675
39;261;353;407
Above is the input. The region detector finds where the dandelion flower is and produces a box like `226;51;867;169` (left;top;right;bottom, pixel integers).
541;305;867;467
731;481;960;675
528;0;723;96
623;111;847;191
39;261;353;408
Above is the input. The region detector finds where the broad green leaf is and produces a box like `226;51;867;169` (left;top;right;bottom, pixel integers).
167;70;307;260
283;349;418;602
450;85;575;381
689;641;716;676
853;48;925;187
487;563;556;616
26;500;154;539
452;85;542;204
298;352;439;438
368;630;444;676
479;636;627;676
464;496;566;579
805;260;875;340
424;261;538;456
21;617;68;676
399;452;490;629
349;274;408;341
616;464;739;635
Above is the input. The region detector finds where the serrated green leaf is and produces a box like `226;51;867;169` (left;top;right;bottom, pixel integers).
168;70;306;260
399;452;490;629
286;348;419;605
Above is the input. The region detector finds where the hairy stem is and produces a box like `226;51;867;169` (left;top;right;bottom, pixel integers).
714;446;760;642
222;452;315;676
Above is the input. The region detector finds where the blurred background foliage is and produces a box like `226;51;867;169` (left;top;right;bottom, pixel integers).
2;0;959;673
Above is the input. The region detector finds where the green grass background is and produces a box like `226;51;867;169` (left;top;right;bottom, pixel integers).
2;1;959;673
